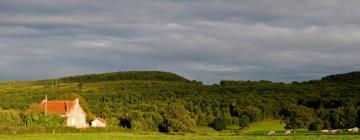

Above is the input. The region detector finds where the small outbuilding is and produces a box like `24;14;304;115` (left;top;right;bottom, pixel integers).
91;118;106;127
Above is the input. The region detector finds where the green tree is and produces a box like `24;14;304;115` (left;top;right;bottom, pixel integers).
162;104;195;132
343;106;358;128
280;104;314;134
244;106;262;122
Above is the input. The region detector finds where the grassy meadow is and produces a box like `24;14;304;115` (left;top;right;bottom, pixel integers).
1;120;359;140
1;132;359;140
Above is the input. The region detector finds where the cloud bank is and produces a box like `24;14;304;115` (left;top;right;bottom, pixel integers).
0;0;359;83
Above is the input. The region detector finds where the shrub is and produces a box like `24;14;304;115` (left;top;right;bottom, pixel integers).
106;117;120;127
212;117;227;131
239;115;250;128
308;119;323;131
0;109;22;126
23;104;64;127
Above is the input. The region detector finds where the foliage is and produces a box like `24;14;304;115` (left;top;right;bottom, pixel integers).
239;115;250;128
280;104;315;134
308;119;323;131
212;117;227;131
58;71;190;83
162;104;195;132
321;71;360;84
0;71;359;133
0;109;21;126
23;105;64;127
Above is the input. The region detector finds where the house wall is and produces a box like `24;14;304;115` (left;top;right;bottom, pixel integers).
66;101;88;128
91;120;106;127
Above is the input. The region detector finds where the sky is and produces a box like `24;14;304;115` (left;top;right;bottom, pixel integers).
0;0;360;83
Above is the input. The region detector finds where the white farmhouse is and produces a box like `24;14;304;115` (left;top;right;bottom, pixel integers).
39;96;88;128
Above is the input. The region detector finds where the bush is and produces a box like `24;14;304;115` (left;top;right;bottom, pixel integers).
239;115;250;128
196;112;208;126
106;117;120;127
23;104;64;127
308;119;323;131
118;111;164;131
0;109;22;126
212;117;227;131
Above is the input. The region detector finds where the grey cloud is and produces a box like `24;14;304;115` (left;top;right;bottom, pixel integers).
0;0;359;83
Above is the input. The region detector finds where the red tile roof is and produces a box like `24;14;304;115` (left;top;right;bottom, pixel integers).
39;100;76;115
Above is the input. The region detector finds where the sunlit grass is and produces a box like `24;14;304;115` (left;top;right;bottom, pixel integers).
0;120;359;140
1;133;360;140
242;119;286;135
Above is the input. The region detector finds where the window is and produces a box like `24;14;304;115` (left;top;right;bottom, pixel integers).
71;118;75;125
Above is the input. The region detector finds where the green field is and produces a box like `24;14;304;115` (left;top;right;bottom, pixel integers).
1;133;360;140
1;120;359;140
242;120;285;135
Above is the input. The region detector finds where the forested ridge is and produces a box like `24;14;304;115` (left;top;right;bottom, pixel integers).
57;71;191;83
0;71;359;133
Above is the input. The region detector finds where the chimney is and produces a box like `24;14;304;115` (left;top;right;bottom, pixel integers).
45;95;48;116
75;98;79;104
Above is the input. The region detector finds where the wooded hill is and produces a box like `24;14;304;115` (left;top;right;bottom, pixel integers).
0;71;359;132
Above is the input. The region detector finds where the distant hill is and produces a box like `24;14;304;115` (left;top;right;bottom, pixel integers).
320;71;360;84
58;71;190;83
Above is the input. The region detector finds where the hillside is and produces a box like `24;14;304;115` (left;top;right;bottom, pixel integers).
57;71;191;83
321;71;360;84
0;71;359;133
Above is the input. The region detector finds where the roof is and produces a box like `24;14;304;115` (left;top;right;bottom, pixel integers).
39;100;76;115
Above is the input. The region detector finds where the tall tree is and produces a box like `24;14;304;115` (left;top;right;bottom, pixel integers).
280;104;315;135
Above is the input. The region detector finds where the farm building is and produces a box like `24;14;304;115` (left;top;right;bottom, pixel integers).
39;96;88;128
91;118;106;127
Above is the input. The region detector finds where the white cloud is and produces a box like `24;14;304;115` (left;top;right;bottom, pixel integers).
185;63;259;72
74;40;112;48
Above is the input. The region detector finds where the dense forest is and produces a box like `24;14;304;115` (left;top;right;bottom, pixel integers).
0;71;359;133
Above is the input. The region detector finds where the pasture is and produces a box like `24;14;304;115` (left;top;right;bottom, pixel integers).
0;133;360;140
0;120;359;140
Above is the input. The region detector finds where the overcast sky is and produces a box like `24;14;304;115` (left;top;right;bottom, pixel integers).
1;0;359;83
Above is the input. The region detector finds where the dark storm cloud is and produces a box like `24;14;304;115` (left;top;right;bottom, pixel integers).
0;0;360;83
